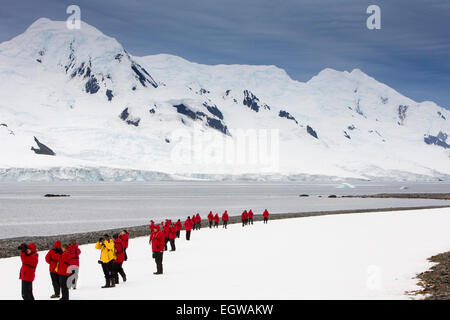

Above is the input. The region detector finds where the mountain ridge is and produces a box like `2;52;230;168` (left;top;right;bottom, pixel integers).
0;18;448;181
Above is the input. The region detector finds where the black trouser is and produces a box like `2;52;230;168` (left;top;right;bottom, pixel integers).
223;220;228;228
50;271;60;295
176;230;180;238
153;252;163;274
101;261;114;280
169;238;176;251
249;218;253;224
124;248;128;261
242;220;245;226
186;230;191;240
214;221;218;228
209;220;213;228
264;217;268;223
113;262;126;283
198;222;201;230
21;280;34;300
164;237;169;251
59;275;69;300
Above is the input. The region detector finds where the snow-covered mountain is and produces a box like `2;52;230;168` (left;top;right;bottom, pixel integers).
0;18;449;181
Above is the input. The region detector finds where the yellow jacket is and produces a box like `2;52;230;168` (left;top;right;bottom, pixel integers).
95;239;116;263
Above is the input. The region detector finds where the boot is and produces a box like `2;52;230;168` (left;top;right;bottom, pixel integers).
101;278;111;288
50;294;60;299
110;277;115;287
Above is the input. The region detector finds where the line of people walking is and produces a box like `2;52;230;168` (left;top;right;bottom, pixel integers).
17;209;270;300
148;209;270;275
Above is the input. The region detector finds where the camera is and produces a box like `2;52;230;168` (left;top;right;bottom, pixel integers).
18;243;28;253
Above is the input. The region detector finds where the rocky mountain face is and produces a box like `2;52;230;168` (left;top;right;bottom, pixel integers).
0;18;448;181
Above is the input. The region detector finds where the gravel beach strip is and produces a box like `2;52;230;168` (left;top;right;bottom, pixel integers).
414;251;450;300
1;205;449;259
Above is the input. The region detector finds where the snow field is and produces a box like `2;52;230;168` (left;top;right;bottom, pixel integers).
0;208;449;299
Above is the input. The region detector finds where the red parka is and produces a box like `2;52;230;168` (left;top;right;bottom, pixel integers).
222;211;229;221
207;211;214;221
149;221;155;231
163;225;170;239
57;250;72;276
68;243;81;266
169;225;177;240
20;243;38;282
263;209;269;218
214;214;219;222
175;220;182;231
184;218;194;231
241;211;248;220
151;226;165;253
196;214;201;223
248;210;254;218
120;232;129;249
45;241;61;273
114;238;125;263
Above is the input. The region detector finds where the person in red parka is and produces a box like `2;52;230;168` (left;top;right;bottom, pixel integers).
248;209;254;225
184;216;194;240
168;223;177;251
207;211;214;228
149;220;155;232
68;239;81;290
175;219;182;238
241;210;249;227
19;242;38;300
45;240;62;298
222;210;229;229
57;244;72;300
120;230;129;261
196;213;201;230
113;234;127;284
163;223;170;251
263;209;269;223
214;213;220;228
151;225;165;274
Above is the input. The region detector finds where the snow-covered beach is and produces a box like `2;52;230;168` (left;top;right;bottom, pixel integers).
1;207;449;300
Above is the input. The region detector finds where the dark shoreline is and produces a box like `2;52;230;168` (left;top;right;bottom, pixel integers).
1;205;449;259
414;251;450;300
342;193;450;200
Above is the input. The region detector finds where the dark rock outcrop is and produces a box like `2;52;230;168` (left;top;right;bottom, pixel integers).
173;103;229;135
203;103;224;120
424;131;450;149
437;111;446;120
119;107;140;127
131;63;158;88
279;110;298;124
243;90;270;112
307;125;318;139
398;105;408;125
85;76;100;94
31;136;56;156
106;89;113;101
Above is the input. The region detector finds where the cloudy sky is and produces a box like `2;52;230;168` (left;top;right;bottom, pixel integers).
1;0;449;108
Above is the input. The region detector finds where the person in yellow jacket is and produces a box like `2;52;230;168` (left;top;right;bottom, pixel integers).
95;234;117;288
